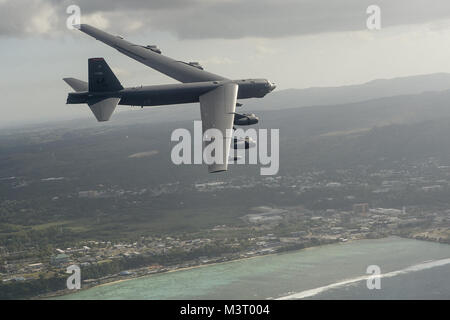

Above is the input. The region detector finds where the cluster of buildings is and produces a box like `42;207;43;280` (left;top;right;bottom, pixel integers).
1;200;449;285
2;157;450;286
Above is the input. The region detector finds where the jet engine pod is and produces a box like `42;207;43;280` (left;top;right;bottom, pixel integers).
144;45;161;54
233;137;256;149
188;62;204;70
229;155;243;162
233;113;259;126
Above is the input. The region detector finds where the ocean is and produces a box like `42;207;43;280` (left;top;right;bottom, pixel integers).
55;237;450;300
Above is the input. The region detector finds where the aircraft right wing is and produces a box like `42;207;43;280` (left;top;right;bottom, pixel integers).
78;24;228;83
199;83;238;173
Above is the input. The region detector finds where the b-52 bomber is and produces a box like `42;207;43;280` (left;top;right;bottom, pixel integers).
64;24;275;173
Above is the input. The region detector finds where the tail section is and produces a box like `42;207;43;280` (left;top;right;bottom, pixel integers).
64;58;123;122
88;57;123;92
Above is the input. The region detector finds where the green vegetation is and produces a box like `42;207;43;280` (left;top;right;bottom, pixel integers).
0;275;66;300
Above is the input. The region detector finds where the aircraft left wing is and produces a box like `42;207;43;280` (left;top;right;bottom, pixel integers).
78;24;228;83
200;83;238;173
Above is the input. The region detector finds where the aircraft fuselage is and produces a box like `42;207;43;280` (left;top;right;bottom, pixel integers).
67;79;274;107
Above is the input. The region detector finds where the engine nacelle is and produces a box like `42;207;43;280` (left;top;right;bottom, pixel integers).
233;137;256;149
233;113;259;126
188;61;204;70
229;155;243;162
144;45;162;54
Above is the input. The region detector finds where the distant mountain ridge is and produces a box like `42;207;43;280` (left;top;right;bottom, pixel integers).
244;73;450;111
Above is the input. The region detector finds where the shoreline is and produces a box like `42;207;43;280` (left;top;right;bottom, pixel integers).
39;236;371;299
38;235;449;299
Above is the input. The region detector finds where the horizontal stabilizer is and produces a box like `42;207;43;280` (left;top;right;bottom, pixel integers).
88;98;120;122
63;78;88;92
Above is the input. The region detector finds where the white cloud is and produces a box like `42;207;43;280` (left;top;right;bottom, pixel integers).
3;1;450;39
81;12;110;30
24;2;58;35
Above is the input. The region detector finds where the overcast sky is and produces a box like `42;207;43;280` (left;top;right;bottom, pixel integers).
2;0;450;127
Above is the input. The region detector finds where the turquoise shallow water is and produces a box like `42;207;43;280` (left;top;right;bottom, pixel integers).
55;237;450;300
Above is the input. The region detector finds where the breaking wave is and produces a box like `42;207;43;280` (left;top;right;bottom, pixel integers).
277;258;450;300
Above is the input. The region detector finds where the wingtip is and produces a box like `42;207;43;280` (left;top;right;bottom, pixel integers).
71;24;83;31
76;24;95;32
209;170;227;174
208;164;228;173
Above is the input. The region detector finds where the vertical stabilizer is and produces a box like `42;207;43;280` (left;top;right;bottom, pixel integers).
88;58;123;92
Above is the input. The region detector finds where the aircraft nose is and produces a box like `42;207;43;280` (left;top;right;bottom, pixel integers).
269;81;276;91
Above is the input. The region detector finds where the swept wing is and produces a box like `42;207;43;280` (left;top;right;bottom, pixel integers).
78;24;227;83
